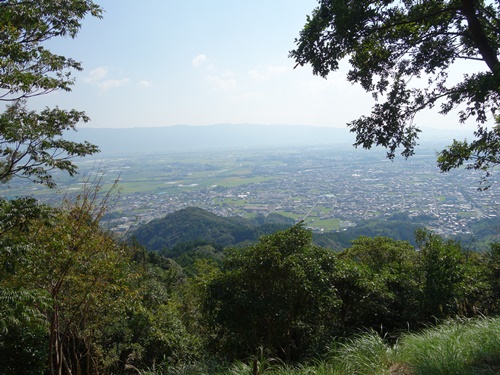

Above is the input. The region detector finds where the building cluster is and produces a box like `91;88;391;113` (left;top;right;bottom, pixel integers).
101;148;499;237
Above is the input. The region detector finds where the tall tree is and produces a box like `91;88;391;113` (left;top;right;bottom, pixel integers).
0;0;101;188
343;236;422;329
415;229;465;317
203;225;340;362
0;183;140;374
0;2;104;373
291;0;500;186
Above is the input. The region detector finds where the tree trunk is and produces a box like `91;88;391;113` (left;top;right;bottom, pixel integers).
461;0;500;72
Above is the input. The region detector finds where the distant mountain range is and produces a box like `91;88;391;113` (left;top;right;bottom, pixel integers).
67;124;475;155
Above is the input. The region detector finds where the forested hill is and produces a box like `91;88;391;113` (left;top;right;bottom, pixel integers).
131;207;500;254
130;207;296;251
131;207;426;253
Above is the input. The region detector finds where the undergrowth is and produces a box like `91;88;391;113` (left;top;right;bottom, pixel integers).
135;316;500;375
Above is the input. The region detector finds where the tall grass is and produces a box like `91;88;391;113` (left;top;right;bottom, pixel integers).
224;359;342;375
331;331;392;375
134;317;500;375
394;316;500;375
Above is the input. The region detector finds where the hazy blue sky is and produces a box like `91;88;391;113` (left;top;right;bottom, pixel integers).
30;0;487;132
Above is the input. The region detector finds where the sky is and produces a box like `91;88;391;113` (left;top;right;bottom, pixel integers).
30;0;486;133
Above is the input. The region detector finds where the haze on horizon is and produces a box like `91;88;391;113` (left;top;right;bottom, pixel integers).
30;0;489;135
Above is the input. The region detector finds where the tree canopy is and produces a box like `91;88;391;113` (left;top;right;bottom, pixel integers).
0;0;101;188
203;224;340;362
290;0;500;185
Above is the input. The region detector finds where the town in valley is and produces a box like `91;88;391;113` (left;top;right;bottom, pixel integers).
4;142;499;238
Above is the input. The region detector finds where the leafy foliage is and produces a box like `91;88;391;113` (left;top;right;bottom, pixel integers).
200;224;499;364
481;242;500;314
416;228;466;317
438;122;500;189
0;0;102;101
291;0;500;184
0;192;138;374
0;188;206;373
0;100;99;187
160;240;225;276
0;0;101;188
2;200;500;372
203;224;340;362
342;236;422;330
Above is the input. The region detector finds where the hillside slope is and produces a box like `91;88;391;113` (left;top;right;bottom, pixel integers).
131;207;295;250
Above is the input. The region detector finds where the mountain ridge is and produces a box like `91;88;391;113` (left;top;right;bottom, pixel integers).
66;124;473;155
68;124;354;155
